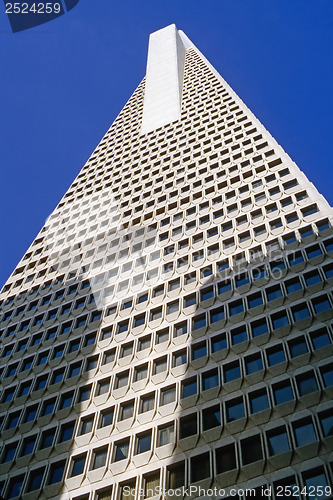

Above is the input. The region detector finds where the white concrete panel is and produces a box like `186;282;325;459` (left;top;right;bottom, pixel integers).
141;24;186;135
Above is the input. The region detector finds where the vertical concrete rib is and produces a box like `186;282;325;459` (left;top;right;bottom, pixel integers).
141;24;186;135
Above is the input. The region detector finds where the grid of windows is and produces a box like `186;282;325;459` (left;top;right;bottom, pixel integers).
0;29;332;500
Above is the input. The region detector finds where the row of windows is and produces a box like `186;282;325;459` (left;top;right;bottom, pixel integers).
7;159;305;293
109;154;288;210
1;94;304;292
66;408;333;476
2;234;333;336
2;217;330;317
2;352;331;436
48;67;255;211
4;225;329;299
3;242;332;343
1;312;331;412
3;460;332;500
9;212;327;301
2;404;332;498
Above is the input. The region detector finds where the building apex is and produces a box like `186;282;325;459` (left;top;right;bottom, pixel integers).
141;24;186;135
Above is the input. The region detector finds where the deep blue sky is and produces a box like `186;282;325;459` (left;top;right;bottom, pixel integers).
1;1;332;288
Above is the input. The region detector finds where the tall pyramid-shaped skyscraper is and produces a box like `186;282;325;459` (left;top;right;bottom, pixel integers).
1;24;333;500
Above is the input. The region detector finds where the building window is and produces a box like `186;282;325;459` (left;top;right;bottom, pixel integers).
296;371;318;396
223;361;241;383
6;411;21;430
291;303;311;322
190;453;210;483
218;279;232;295
226;397;245;422
79;415;94;435
140;393;155;413
181;378;197;399
138;335;151;351
68;361;82;378
202;405;221;430
251;317;269;338
6;475;24;499
229;299;244;316
231;326;247;345
77;386;91;404
59;421;75;442
266;344;286;366
102;349;115;365
174;321;187;337
39;428;56;449
318;411;333;437
119;480;136;500
50;368;65;386
136;431;152;454
47;460;66;485
144;471;160;498
173;350;187;367
302;467;330;495
288;336;308;358
249;389;269;413
320;364;333;388
192;342;207;360
310;327;331;350
247;292;263;309
180;414;197;439
167;462;185;489
267;426;290;456
26;467;45;492
306;245;323;260
23;404;38;423
68;338;80;353
272;380;294;405
293;418;317;447
96;487;113;500
153;356;167;374
185;293;196;308
20;435;36;457
85;355;98;371
245;353;263;374
120;401;134;421
193;314;207;330
211;333;227;353
70;453;87;476
41;398;56;417
158;423;174;447
266;284;283;302
210;306;225;324
99;407;114;428
273;476;298;500
160;386;176;406
92;446;108;469
271;310;290;330
116;371;129;389
215;443;236;473
202;369;219;390
304;270;322;287
58;391;74;410
2;442;17;463
241;434;263;464
312;295;331;314
97;378;111;396
114;439;130;461
156;328;169;345
285;276;302;295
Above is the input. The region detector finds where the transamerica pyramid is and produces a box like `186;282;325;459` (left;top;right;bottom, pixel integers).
0;24;332;500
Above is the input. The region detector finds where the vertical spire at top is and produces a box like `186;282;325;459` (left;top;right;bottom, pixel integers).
141;24;186;135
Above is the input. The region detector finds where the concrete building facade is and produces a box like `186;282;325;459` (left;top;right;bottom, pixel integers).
0;25;333;500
